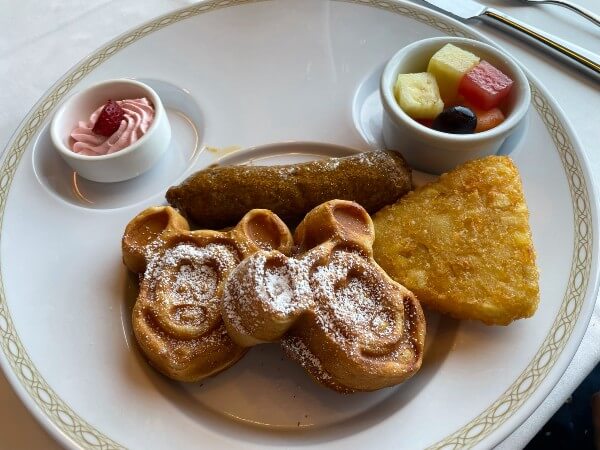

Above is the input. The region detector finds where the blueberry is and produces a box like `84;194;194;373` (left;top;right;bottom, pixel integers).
432;106;477;134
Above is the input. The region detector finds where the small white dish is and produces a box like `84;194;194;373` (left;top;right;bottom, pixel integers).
1;3;598;450
380;37;531;174
50;78;171;183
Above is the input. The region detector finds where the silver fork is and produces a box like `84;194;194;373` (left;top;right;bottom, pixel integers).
518;0;600;27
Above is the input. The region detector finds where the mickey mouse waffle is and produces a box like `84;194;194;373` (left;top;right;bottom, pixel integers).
222;200;426;393
122;206;293;382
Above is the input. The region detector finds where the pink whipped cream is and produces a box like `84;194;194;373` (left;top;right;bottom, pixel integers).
70;98;154;156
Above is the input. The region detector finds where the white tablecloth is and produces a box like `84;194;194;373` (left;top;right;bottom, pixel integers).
0;0;598;448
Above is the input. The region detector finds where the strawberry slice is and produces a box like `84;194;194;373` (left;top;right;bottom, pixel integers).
92;100;125;137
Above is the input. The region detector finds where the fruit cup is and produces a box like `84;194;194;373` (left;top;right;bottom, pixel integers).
380;37;530;175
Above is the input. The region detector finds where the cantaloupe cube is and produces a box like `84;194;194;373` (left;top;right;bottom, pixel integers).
394;72;444;120
475;107;505;132
427;44;480;103
463;101;506;132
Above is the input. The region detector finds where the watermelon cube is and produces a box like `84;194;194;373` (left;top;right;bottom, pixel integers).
427;44;480;104
459;61;514;110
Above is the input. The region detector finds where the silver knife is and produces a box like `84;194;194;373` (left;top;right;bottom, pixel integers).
420;0;600;77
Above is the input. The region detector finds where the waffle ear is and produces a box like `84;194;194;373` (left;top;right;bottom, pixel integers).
235;209;294;254
295;200;374;252
122;206;189;273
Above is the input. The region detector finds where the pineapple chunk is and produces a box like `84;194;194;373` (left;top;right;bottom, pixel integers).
394;72;444;120
427;44;480;103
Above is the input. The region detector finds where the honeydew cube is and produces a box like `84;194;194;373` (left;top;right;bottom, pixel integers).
394;72;444;120
427;44;480;103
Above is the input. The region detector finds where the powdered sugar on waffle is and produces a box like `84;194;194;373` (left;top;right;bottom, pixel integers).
144;242;239;329
262;258;312;314
282;336;331;381
223;247;399;346
312;251;398;343
263;264;295;311
222;253;312;332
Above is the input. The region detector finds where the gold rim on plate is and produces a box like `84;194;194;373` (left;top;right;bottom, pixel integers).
0;1;594;449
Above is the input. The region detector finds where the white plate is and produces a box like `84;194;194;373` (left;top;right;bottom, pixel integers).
0;1;598;449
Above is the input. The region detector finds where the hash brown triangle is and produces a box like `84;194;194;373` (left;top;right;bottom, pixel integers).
373;156;539;325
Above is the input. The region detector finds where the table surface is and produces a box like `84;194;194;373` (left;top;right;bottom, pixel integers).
0;0;598;448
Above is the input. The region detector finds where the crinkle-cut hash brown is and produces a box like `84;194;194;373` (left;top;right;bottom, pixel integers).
372;156;539;326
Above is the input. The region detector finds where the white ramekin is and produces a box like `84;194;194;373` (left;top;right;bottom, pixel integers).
50;79;171;183
380;37;531;175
